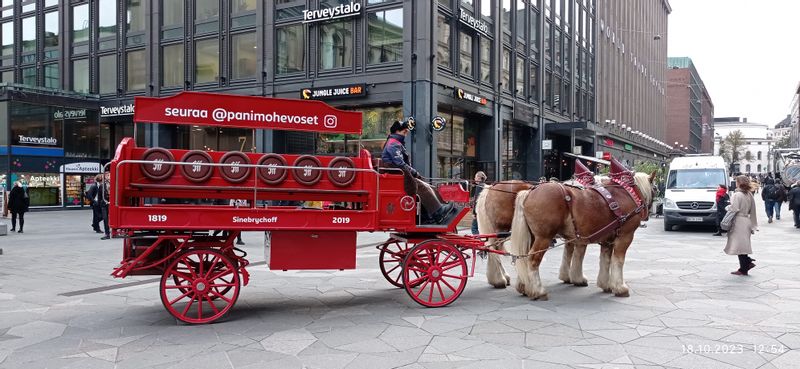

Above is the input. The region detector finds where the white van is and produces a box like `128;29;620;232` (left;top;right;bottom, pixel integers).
662;155;728;231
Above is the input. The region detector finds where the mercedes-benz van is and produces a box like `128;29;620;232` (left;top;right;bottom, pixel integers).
662;155;728;231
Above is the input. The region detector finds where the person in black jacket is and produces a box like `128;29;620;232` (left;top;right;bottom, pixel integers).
789;181;800;229
97;173;111;240
761;178;780;223
84;174;103;233
7;181;30;233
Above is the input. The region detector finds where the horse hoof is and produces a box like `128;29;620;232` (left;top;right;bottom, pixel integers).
505;276;511;286
515;283;526;295
573;281;589;287
534;294;549;301
602;288;612;293
490;282;508;289
614;290;630;297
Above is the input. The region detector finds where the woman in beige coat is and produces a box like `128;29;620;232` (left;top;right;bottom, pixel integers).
725;175;759;275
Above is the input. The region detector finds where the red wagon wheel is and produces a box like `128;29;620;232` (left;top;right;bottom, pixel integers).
402;240;468;307
379;241;423;288
160;248;241;324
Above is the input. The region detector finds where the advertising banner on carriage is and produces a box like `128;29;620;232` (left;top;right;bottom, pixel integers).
133;92;363;135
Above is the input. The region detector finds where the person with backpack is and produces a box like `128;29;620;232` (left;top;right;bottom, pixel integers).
761;178;781;223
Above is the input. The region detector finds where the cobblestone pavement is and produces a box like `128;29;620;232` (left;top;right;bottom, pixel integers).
1;202;799;369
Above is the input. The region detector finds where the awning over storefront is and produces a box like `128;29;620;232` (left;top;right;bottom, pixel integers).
563;152;610;165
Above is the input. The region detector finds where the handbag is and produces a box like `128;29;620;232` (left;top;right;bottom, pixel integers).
720;210;737;231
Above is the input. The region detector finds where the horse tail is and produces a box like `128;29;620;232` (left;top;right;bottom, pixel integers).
509;189;532;257
475;185;493;235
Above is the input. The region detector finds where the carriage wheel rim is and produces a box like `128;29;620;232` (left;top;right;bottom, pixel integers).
402;241;467;308
160;249;240;324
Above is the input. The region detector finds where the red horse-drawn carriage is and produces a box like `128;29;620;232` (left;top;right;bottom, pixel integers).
109;92;505;324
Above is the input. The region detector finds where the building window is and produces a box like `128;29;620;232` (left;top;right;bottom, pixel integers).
99;0;117;39
231;32;256;79
162;44;184;87
276;25;304;74
22;16;36;53
480;37;491;84
515;0;525;50
73;59;90;93
44;64;59;88
367;9;403;65
45;0;58;7
745;164;751;173
319;20;353;70
1;22;13;59
461;0;474;8
44;11;59;49
501;48;510;92
544;21;550;59
459;31;473;77
126;0;145;33
530;10;539;54
501;0;511;34
162;0;184;39
530;63;538;102
757;151;762;160
195;0;219;34
232;0;256;13
73;4;90;43
1;0;13;18
437;15;451;69
276;0;303;20
195;38;219;83
1;69;12;82
515;56;524;96
481;0;492;19
757;164;762;172
99;55;117;94
127;50;146;90
22;66;36;86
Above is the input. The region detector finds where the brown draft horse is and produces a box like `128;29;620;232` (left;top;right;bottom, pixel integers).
508;172;655;300
474;181;533;288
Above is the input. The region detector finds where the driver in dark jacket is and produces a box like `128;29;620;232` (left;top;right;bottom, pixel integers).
382;120;456;224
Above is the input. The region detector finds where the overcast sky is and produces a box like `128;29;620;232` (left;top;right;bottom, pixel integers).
667;0;800;127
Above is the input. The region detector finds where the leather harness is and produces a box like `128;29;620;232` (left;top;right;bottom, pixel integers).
557;178;648;244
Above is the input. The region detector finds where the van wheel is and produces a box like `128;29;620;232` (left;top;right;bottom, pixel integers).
663;221;674;231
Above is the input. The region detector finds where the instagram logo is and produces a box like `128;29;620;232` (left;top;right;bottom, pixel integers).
323;115;338;128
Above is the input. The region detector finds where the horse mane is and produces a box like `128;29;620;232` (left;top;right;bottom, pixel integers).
633;172;653;205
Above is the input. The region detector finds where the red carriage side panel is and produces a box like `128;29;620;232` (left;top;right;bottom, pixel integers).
268;231;356;270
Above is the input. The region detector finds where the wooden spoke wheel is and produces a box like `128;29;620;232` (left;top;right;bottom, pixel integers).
378;241;423;288
402;241;468;308
160;248;240;324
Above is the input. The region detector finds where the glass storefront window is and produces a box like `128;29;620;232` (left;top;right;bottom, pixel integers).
73;59;89;93
195;38;219;83
22;16;36;53
459;32;472;77
14;173;61;207
10;103;62;148
196;0;219;21
276;25;304;75
44;11;59;48
73;4;89;43
502;122;531;180
480;37;491;84
99;55;117;94
127;0;145;33
436;110;478;180
319;21;353;70
318;105;403;156
231;32;256;79
44;64;59;88
437;15;450;68
162;44;184;87
367;9;403;65
64;114;99;158
1;22;12;57
99;0;117;39
127;50;146;90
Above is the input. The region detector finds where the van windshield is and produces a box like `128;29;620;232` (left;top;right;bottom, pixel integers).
666;169;726;189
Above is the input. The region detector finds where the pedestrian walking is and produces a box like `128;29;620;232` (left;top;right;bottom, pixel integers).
724;175;758;276
760;178;781;223
98;173;111;240
712;184;729;236
775;182;787;221
84;174;103;233
788;181;800;229
7;181;30;233
470;171;487;235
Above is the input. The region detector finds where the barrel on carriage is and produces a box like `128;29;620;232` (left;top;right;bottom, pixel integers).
108;92;508;324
